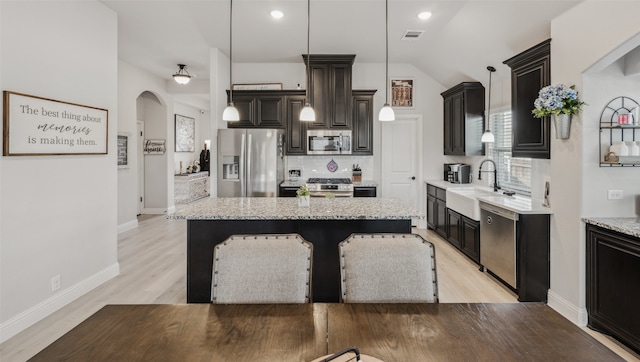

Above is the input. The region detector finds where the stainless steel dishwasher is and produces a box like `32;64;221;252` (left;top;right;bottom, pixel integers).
480;202;519;289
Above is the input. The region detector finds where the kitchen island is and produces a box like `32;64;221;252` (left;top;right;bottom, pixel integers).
170;197;423;303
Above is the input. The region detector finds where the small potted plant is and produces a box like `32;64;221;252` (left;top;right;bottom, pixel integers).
296;184;310;207
532;84;586;139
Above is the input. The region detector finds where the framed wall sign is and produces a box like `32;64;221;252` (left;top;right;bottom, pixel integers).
232;83;283;90
3;91;108;156
175;114;195;152
117;132;130;169
390;78;415;109
144;139;166;154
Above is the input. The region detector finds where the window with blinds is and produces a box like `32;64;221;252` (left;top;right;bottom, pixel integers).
487;110;532;195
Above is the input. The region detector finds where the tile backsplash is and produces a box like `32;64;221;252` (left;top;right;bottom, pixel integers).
285;156;374;181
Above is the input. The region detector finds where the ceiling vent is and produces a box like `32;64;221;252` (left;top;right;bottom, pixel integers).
402;30;425;40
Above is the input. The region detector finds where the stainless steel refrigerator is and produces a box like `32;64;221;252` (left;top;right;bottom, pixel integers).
218;129;284;197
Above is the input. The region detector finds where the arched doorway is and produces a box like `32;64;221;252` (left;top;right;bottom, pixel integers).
136;91;168;214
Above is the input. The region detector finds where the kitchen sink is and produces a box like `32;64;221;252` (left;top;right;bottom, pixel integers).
445;187;496;221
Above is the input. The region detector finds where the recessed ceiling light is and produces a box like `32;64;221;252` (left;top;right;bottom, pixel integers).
418;11;432;20
270;10;284;19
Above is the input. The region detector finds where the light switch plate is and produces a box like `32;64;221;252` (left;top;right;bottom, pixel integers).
608;190;623;200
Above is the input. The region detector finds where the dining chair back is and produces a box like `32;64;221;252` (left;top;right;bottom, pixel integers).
212;234;313;303
339;233;438;303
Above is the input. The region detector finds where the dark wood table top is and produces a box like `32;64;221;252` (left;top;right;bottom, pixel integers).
29;304;328;362
326;303;623;361
30;303;622;362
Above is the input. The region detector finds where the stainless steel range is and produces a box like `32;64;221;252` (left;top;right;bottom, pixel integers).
306;178;353;197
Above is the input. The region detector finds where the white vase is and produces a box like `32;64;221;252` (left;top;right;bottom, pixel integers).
610;141;628;156
628;141;640;156
298;195;310;207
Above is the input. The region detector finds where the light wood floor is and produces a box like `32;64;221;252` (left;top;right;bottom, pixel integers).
1;215;638;361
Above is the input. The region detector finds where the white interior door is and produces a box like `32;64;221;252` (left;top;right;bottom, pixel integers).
381;114;423;227
137;121;144;215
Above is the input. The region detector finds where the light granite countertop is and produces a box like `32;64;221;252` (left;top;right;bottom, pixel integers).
169;197;422;220
582;217;640;239
426;180;553;215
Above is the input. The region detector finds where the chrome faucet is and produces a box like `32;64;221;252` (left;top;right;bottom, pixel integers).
478;159;500;192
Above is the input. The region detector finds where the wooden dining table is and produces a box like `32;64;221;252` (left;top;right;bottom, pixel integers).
29;303;623;361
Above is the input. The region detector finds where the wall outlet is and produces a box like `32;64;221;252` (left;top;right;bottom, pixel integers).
51;275;61;292
608;190;624;200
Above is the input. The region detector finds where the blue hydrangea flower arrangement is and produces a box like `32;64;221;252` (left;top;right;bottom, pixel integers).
532;84;586;118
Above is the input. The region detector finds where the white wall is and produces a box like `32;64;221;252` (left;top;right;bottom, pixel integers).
583;67;640;217
548;1;640;325
117;61;178;227
174;103;208;175
0;1;118;341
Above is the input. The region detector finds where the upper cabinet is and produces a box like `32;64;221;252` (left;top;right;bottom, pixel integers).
303;54;355;129
352;90;376;155
284;94;308;155
441;82;485;156
504;39;551;159
226;90;303;129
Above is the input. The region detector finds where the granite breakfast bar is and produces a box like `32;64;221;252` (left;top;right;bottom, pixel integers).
170;197;423;303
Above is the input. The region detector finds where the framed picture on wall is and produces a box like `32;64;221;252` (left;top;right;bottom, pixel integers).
144;139;166;154
390;78;415;109
117;132;130;169
3;91;108;156
175;114;195;152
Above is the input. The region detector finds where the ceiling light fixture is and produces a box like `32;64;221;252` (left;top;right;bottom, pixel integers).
222;0;240;122
300;0;316;122
173;64;191;85
379;0;395;122
418;11;432;20
270;10;284;19
481;66;496;143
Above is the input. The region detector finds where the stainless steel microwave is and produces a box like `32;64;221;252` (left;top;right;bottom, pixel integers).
307;130;352;155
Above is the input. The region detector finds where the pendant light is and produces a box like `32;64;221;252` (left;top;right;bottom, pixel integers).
300;0;316;122
173;64;192;85
222;0;240;122
481;66;496;143
378;0;395;121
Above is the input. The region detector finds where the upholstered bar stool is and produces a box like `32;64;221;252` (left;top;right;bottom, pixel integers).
339;233;438;303
211;234;313;304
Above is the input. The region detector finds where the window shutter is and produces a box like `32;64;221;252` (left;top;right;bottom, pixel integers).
488;111;532;195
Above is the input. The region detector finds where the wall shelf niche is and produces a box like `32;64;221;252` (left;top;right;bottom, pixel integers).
599;96;640;167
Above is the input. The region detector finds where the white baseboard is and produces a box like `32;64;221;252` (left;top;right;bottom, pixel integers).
167;205;176;214
548;289;588;327
142;208;168;214
0;263;120;343
117;219;138;234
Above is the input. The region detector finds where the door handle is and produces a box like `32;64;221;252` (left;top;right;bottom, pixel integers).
410;176;416;180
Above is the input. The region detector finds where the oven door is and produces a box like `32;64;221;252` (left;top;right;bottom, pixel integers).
307;130;351;155
309;190;353;197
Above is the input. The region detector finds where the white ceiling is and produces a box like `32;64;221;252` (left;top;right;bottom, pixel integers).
101;0;579;90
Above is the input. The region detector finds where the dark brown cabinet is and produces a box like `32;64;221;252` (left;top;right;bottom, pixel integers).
278;185;299;197
446;208;480;264
460;216;480;263
352;90;376;155
586;224;640;353
428;183;481;264
426;184;448;239
353;186;376;197
504;39;551;159
516;213;550;302
284;94;307;155
226;90;299;129
303;54;355;130
446;209;463;249
441;82;485;156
